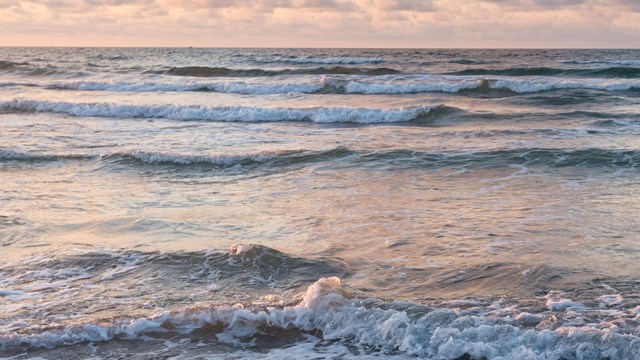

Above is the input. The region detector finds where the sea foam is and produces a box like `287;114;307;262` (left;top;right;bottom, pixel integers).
2;76;638;95
2;277;639;359
0;100;434;123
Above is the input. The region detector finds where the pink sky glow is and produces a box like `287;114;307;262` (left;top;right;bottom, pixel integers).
1;0;639;48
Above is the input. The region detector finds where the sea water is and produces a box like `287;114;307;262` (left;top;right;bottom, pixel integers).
1;48;640;359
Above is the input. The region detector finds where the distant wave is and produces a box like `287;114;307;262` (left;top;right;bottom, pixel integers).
0;100;435;123
446;67;640;78
0;61;74;76
487;77;640;93
154;66;400;77
0;148;91;162
0;60;30;70
2;79;329;95
4;76;639;95
0;148;353;168
273;56;385;64
560;59;640;67
2;275;638;359
104;149;347;167
3;147;638;170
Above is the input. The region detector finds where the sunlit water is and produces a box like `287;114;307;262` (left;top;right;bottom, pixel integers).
1;48;640;359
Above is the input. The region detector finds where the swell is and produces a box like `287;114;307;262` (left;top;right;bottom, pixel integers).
0;60;30;70
3;147;639;170
446;66;640;78
0;61;77;76
0;148;350;167
0;245;348;293
155;66;400;77
4;77;639;95
271;56;385;64
0;100;435;123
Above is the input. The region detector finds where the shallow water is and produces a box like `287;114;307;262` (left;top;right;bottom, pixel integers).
1;48;640;359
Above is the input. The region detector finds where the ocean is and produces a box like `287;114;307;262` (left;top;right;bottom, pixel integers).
1;48;639;359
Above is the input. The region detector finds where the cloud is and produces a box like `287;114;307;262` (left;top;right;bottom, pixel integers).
534;0;585;7
0;0;638;47
376;0;434;11
614;0;640;11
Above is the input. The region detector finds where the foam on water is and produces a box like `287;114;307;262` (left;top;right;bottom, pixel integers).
3;48;640;359
490;77;640;93
559;60;640;67
2;277;640;359
0;100;434;123
2;76;639;95
0;148;324;168
2;147;640;170
36;79;327;94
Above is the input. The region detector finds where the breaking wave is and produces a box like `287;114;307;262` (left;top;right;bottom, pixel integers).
2;147;639;170
559;59;640;67
3;76;639;95
0;100;435;123
156;66;399;77
446;67;640;78
2;276;639;359
272;56;385;64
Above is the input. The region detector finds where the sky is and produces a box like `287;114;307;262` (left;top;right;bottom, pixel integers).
0;0;639;48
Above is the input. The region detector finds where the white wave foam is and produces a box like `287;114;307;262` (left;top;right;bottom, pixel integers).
344;78;482;94
45;80;326;94
545;292;587;311
597;294;624;308
121;150;298;165
490;77;640;93
560;60;640;67
0;100;433;123
0;148;88;161
3;277;640;359
0;148;34;160
3;75;639;95
0;148;327;166
276;57;384;64
0;289;43;301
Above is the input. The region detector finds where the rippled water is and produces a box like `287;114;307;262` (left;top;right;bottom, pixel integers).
1;48;640;359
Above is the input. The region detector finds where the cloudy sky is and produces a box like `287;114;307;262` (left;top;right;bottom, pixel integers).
1;0;639;47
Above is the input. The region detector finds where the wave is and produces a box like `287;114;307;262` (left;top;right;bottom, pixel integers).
273;56;385;64
0;148;89;162
0;100;435;123
341;77;640;94
487;77;640;93
352;148;640;169
2;276;638;359
4;76;639;95
560;59;640;67
0;245;348;295
1;79;329;95
0;60;30;70
156;66;399;77
0;61;76;77
3;147;639;170
446;67;640;78
447;59;497;65
0;148;354;168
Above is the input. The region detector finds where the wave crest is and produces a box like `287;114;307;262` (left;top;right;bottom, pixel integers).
0;100;435;123
2;276;639;359
447;66;640;78
4;76;639;95
157;66;399;77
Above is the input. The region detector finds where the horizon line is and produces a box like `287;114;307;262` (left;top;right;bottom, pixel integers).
1;46;640;50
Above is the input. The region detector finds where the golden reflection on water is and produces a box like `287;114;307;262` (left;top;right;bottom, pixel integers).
4;154;639;299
